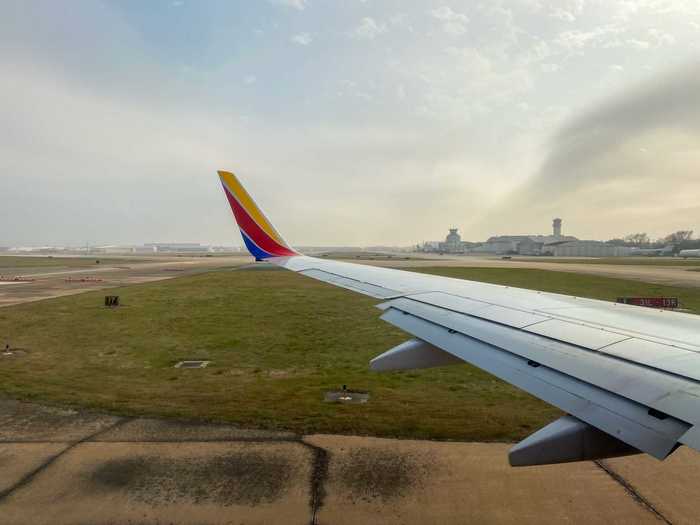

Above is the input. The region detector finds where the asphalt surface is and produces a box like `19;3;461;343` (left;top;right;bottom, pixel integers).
364;256;700;289
0;255;251;308
1;399;699;524
2;254;698;311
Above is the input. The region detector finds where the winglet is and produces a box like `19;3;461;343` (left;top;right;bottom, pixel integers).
218;171;298;260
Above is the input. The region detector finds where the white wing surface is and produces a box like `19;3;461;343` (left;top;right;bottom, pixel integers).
219;171;700;466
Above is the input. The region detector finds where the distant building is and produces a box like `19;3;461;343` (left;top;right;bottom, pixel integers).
479;218;577;255
475;235;532;255
547;241;633;257
441;228;463;253
143;243;213;253
553;218;562;238
517;238;544;256
417;241;441;252
418;218;592;256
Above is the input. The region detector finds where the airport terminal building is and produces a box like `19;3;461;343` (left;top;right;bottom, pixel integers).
420;219;637;257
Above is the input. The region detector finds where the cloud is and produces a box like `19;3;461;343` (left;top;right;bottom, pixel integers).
550;8;575;22
291;32;312;45
430;6;469;36
647;28;676;47
555;26;624;51
626;38;651;50
352;17;386;40
475;62;700;239
269;0;307;10
0;55;496;247
4;0;700;246
540;63;560;72
405;46;533;123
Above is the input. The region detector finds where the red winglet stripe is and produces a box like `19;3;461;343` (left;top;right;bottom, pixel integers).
223;184;297;257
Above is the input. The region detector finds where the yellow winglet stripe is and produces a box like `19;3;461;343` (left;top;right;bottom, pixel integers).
218;171;288;248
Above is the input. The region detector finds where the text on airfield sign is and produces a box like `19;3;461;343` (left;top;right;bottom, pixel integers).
616;297;679;309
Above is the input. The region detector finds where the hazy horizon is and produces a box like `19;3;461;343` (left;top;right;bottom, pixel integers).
2;1;699;247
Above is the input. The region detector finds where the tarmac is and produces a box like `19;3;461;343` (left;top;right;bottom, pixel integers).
363;255;700;289
1;398;699;524
1;253;699;310
0;255;250;308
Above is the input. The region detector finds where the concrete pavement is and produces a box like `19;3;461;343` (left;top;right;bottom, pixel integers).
1;399;697;524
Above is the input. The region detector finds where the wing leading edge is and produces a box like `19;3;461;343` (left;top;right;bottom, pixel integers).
218;171;700;466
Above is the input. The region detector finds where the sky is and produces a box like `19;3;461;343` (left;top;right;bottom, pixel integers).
2;0;700;247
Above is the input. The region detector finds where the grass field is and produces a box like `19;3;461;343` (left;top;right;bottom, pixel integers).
318;251;435;261
0;256;148;269
513;256;700;267
0;266;697;442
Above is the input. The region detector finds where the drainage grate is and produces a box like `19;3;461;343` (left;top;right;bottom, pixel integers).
174;360;210;369
1;349;27;358
324;390;370;404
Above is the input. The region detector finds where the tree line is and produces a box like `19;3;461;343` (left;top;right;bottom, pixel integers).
606;230;698;251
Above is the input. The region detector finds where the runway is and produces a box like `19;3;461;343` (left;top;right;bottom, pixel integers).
1;253;698;310
1;399;698;524
0;255;251;308
363;254;700;289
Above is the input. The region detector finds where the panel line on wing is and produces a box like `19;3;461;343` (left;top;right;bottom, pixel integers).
379;296;700;425
380;307;689;459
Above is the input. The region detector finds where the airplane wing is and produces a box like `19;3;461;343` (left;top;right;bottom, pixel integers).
218;170;700;466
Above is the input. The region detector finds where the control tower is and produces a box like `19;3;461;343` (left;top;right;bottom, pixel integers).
553;218;562;238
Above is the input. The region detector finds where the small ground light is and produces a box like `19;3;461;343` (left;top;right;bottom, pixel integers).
174;360;210;369
325;386;370;404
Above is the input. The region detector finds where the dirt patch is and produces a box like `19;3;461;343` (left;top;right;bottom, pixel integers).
89;451;294;506
336;447;432;502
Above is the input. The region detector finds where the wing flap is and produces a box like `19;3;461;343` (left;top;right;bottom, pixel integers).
523;319;630;350
600;339;700;382
381;307;689;459
385;292;700;403
379;296;700;426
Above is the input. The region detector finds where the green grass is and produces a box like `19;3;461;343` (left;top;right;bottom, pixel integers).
411;267;700;311
514;256;700;267
0;266;697;442
0;256;148;269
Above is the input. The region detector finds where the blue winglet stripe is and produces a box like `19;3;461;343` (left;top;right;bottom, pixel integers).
241;230;274;260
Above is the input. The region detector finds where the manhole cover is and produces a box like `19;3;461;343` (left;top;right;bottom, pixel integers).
1;349;27;358
325;390;370;404
175;360;210;369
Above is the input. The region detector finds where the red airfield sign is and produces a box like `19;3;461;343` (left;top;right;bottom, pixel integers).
616;297;679;309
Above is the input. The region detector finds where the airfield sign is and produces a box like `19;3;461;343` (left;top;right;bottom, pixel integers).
616;297;679;309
